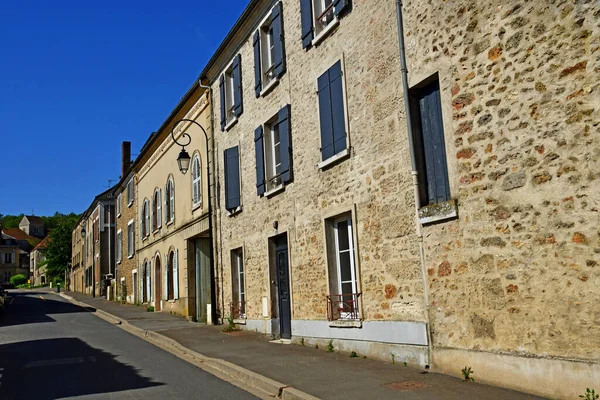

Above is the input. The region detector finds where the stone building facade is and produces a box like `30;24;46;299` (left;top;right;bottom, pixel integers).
114;141;138;304
400;0;600;398
30;236;49;286
204;0;429;364
134;86;213;320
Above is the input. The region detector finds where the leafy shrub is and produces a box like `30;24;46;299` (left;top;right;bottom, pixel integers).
10;274;27;286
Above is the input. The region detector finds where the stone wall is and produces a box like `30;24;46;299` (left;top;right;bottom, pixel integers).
115;172;137;303
403;0;600;372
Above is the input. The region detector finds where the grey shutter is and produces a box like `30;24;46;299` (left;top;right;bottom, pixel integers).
333;0;350;17
417;80;450;204
224;146;241;211
232;54;243;117
219;74;226;131
163;254;168;300
271;2;286;78
300;0;314;49
318;61;346;161
253;31;262;97
164;183;168;223
409;95;429;205
254;125;266;196
277;105;292;183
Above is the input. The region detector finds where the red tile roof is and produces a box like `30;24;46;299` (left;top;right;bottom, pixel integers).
1;228;41;248
33;236;51;251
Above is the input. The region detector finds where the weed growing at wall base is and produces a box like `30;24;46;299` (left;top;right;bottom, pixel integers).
580;388;599;400
461;366;475;382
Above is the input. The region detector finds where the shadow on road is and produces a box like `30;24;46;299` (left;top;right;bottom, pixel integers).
0;337;163;399
0;290;95;328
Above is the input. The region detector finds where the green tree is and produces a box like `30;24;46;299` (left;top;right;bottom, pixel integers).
43;215;79;281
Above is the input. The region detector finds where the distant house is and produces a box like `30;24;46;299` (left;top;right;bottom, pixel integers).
19;215;45;238
0;230;28;283
30;236;50;286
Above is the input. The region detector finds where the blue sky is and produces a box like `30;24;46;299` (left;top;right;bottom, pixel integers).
0;0;249;216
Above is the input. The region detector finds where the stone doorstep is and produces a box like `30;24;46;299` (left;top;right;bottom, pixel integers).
56;292;320;400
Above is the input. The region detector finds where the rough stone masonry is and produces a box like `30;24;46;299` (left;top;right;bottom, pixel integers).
403;0;600;396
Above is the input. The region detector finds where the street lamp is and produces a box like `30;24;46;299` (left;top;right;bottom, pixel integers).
171;126;192;174
171;118;216;324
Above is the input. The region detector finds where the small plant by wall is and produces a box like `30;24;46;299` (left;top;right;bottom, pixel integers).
461;366;475;382
580;388;599;400
349;351;358;358
146;306;154;312
326;339;334;353
221;314;238;332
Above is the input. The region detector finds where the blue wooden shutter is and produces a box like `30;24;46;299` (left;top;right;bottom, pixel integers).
271;2;286;78
417;80;450;204
224;146;241;210
253;31;262;97
329;61;347;156
219;74;226;131
277;105;292;183
333;0;350;17
254;126;266;196
317;69;334;160
300;0;314;49
232;54;243;117
318;61;346;161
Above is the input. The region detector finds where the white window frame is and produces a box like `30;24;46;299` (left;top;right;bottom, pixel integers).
333;215;358;320
192;155;202;209
312;0;338;45
231;249;246;319
223;61;237;129
117;193;122;217
116;229;122;263
257;9;280;95
127;220;135;258
263;114;283;193
152;188;161;232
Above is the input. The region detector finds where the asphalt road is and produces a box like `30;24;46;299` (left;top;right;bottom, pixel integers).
0;289;257;400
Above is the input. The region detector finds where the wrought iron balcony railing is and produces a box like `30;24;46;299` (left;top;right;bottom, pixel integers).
230;301;246;319
327;293;361;321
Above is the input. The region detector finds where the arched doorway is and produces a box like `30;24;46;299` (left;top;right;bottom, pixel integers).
154;255;162;311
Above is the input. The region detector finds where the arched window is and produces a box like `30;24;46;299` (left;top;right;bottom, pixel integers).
192;155;202;207
165;177;175;223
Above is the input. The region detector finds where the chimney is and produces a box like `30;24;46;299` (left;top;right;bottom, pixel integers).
121;141;131;176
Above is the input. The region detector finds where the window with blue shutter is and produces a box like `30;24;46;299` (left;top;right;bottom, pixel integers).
255;105;293;196
224;146;241;211
220;55;243;131
300;0;351;49
409;77;450;206
318;60;347;162
254;2;286;96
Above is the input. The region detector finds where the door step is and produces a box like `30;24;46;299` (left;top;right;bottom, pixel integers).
269;339;292;345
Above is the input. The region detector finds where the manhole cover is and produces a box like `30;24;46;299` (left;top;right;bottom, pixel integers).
384;381;430;391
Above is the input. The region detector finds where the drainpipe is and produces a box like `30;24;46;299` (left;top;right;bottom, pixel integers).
395;0;433;367
198;78;220;324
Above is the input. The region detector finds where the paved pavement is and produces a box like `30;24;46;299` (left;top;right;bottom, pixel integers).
0;289;257;400
62;289;545;400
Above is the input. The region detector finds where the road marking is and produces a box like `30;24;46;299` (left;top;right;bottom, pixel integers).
9;297;14;304
24;358;85;368
39;296;44;300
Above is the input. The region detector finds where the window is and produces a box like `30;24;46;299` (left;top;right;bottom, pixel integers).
127;179;134;207
116;230;122;263
3;253;13;264
192;155;202;208
141;199;150;239
300;0;350;48
254;105;292;196
326;214;360;321
231;249;245;319
167;250;179;300
409;77;451;206
219;54;243;131
165;178;175;223
224;146;241;212
152;188;161;231
117;193;122;217
253;2;286;97
127;220;135;258
317;60;348;164
4;272;10;282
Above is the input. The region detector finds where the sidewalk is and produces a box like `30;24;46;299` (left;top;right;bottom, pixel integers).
62;290;543;400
